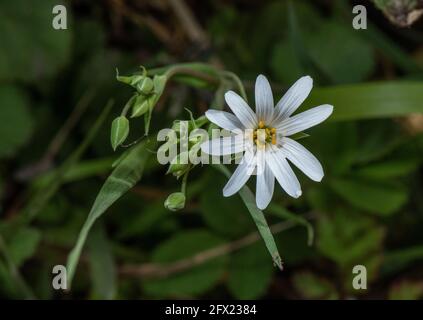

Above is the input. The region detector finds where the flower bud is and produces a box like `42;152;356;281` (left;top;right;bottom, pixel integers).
167;152;190;177
137;77;154;95
164;192;186;211
110;116;129;151
131;96;150;118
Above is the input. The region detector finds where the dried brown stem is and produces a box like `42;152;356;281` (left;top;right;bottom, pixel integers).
119;217;311;279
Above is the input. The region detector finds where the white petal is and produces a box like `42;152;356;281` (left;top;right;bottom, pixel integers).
225;91;257;129
255;74;274;124
265;145;302;198
223;151;255;197
200;135;245;156
276;104;333;136
271;76;313;125
281;137;323;182
205;110;243;131
256;149;275;209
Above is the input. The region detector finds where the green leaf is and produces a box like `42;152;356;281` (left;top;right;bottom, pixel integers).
7;227;41;267
317;208;385;269
214;164;283;270
110;116;129;151
143;230;227;297
271;42;305;84
267;204;314;246
330;177;408;215
226;242;274;299
0;234;34;298
307;20;375;84
200;173;253;238
0;86;33;158
87;223;116;300
116;202;169;240
306;82;423;121
355;158;421;180
66;140;154;287
382;246;423;276
0;260;18;298
0;0;71;82
305;122;358;176
292;271;338;299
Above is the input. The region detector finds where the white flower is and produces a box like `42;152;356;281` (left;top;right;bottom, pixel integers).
201;75;333;210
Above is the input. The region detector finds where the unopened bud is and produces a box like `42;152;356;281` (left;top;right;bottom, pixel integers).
167;152;190;177
164;192;186;211
137;77;154;95
131;96;150;118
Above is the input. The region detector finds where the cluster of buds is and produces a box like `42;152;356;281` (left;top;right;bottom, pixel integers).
159;116;209;211
111;67;167;150
162;116;208;179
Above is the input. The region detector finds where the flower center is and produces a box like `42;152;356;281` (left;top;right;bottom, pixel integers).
253;120;277;147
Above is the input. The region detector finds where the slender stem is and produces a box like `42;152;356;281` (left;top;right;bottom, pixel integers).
164;66;220;85
120;94;137;117
222;70;248;102
119;215;314;279
181;168;190;195
149;62;217;76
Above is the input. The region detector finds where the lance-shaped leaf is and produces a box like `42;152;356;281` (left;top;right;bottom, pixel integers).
214;164;283;270
306;82;423;122
66;140;155;287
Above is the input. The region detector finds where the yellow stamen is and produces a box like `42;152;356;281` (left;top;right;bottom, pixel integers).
253;122;277;147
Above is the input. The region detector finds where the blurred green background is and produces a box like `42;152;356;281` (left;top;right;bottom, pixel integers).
1;0;423;300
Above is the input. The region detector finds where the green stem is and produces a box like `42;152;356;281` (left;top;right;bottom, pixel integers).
151;62;248;109
120;94;137;117
181;168;190;195
164;66;220;85
221;71;248;102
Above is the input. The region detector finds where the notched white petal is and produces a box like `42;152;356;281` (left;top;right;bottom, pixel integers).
265;146;302;198
200;135;246;156
205;110;243;131
255;74;274;124
223;152;255;197
281;137;324;182
277;104;333;136
225;91;257;129
272;75;313;125
256;157;275;210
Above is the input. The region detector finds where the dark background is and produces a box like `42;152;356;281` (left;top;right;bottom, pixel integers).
0;0;423;299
